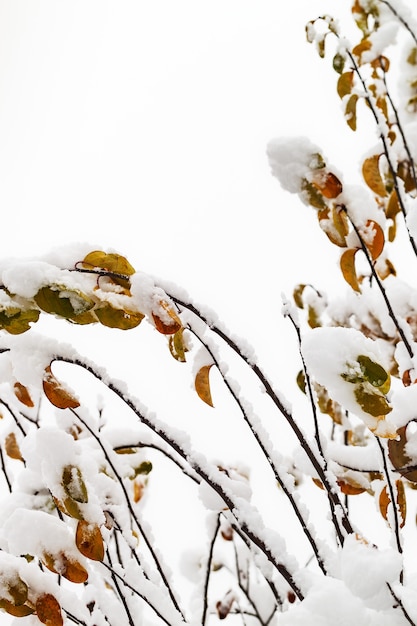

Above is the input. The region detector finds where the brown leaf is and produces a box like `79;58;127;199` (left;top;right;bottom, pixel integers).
36;593;63;626
14;382;34;408
43;366;80;410
216;591;235;620
75;521;104;562
379;481;406;528
5;432;23;461
340;248;361;292
195;364;214;407
388;425;417;483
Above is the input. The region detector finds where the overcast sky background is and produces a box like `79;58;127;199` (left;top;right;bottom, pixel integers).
0;1;368;397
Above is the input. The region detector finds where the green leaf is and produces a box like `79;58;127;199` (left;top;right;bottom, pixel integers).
354;384;392;417
357;355;390;390
0;308;40;334
34;286;94;320
133;461;153;476
333;52;345;74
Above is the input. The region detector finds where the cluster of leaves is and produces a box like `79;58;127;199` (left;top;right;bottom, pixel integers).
291;0;417;555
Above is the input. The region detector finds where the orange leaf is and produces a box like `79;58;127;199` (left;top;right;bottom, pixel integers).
362;155;387;197
195;364;214;407
360;219;385;260
36;594;63;626
43;366;80;410
42;551;88;584
314;171;343;199
337;478;366;495
152;300;182;335
75;521;104;562
14;382;34;408
5;432;23;461
340;248;361;292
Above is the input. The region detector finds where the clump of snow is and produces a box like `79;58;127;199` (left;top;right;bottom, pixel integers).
302;327;396;437
266;136;322;195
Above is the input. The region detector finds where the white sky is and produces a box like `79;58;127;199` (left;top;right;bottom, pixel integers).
0;1;365;398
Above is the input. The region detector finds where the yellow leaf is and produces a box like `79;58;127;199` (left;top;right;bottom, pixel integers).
352;38;372;60
81;251;135;276
0;599;34;617
337;71;354;99
36;593;63;626
195;364;214;407
345;94;359;131
169;328;187;362
95;303;144;330
43;366;80;410
362;155;387;197
14;382;34;408
340;248;361;292
75;521;104;562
